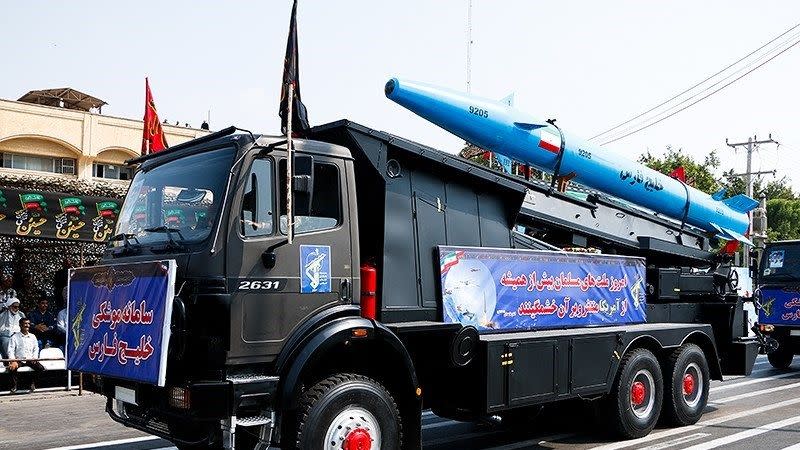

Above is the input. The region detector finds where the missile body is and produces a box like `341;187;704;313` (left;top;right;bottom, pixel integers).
385;78;757;242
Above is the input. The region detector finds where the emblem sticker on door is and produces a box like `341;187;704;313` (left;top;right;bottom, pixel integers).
300;245;331;293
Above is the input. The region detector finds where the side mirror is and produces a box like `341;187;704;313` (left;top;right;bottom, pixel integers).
293;155;314;216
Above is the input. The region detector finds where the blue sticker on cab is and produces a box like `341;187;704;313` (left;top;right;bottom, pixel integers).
300;245;331;293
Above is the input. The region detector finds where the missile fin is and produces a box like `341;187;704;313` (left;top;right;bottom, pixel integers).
711;188;727;201
500;93;515;106
722;194;759;213
711;223;753;245
513;122;548;131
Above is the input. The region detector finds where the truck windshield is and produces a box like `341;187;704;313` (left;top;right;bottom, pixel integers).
761;242;800;282
112;147;236;247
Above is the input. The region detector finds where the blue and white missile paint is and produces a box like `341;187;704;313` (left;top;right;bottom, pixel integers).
385;78;757;242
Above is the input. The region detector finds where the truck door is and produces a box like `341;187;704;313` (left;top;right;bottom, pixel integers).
225;151;353;363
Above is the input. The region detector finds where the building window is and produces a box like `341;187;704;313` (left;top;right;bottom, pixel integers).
1;152;76;175
93;163;134;180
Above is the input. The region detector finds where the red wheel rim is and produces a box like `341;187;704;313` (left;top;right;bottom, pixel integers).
631;381;646;405
683;373;695;396
344;428;372;450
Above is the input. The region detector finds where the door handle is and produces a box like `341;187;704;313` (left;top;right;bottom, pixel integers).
340;279;351;301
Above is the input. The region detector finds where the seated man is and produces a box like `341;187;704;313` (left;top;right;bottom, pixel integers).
0;297;24;359
28;296;56;348
55;288;68;351
7;318;45;393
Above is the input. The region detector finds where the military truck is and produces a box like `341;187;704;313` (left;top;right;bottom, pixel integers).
756;240;800;369
70;121;757;450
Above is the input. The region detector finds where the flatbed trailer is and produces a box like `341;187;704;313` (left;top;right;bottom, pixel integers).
69;120;757;450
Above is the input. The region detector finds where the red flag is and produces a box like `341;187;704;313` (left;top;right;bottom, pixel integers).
669;166;686;182
142;78;168;155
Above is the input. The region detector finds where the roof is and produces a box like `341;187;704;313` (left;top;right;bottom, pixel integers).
18;88;107;112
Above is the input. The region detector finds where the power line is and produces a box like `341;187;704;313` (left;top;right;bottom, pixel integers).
588;21;800;143
598;36;800;146
599;29;800;144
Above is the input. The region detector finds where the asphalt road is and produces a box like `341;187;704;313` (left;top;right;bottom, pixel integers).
4;354;800;450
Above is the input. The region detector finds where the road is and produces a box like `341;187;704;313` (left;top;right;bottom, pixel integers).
3;355;800;450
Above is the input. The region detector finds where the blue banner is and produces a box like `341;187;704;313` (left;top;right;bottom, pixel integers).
66;261;176;386
439;246;646;332
757;287;800;326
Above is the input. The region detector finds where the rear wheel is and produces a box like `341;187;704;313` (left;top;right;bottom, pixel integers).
662;344;710;426
296;373;402;450
768;342;794;369
603;348;663;439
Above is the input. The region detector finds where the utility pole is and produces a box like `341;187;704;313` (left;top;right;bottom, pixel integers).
466;0;473;93
725;134;780;266
725;134;779;201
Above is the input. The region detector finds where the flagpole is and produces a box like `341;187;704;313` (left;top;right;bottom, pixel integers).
286;84;294;245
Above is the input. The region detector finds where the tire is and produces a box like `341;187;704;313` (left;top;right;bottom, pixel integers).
662;344;710;426
768;343;794;369
296;373;402;450
603;348;664;439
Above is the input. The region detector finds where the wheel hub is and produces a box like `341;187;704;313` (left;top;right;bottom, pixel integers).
631;381;646;406
324;407;381;450
343;428;372;450
683;373;695;396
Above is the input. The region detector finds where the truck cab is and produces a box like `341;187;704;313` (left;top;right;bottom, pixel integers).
757;240;800;369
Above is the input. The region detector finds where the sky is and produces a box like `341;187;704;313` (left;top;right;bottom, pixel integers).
2;1;800;192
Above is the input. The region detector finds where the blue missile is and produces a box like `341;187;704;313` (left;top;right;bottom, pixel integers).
385;78;757;242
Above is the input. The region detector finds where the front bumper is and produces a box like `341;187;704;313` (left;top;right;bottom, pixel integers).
102;375;279;445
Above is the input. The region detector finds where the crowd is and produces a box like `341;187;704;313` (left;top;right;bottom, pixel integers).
0;268;70;394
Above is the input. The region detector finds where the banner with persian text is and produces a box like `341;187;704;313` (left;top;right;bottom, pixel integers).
439;246;647;332
0;187;120;242
757;287;800;326
66;261;175;386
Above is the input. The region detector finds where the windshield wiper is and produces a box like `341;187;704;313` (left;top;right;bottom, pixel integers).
144;226;186;250
108;232;141;256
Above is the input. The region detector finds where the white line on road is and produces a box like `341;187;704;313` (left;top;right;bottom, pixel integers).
484;432;576;450
638;433;711;450
711;371;798;392
589;396;800;450
714;380;800;403
681;414;800;450
780;443;800;450
44;436;161;450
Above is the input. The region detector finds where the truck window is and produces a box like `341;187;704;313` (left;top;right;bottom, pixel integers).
113;146;235;246
279;159;341;234
761;242;800;282
241;158;274;237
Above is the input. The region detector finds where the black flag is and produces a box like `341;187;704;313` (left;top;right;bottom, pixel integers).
279;0;310;135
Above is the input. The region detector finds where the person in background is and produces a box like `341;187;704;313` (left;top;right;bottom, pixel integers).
0;274;16;313
0;297;24;359
55;287;68;350
54;259;73;310
7;318;45;393
28;296;56;348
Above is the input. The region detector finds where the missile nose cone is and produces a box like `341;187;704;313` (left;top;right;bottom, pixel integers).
385;78;398;98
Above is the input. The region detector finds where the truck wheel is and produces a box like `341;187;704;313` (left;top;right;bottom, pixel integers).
604;348;663;439
768;344;794;369
662;344;710;426
296;373;402;450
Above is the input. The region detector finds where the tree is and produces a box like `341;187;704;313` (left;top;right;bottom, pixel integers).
639;146;720;195
766;199;800;240
722;171;795;201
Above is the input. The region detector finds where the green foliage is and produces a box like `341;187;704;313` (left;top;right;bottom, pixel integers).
766;199;800;240
639;146;721;195
722;170;795;200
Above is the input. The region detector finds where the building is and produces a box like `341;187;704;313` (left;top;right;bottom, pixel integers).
0;88;209;309
1;88;207;186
